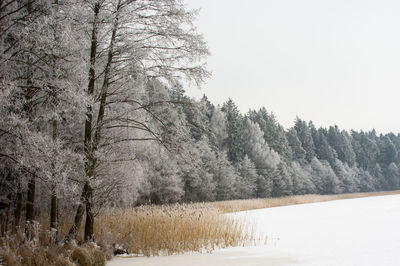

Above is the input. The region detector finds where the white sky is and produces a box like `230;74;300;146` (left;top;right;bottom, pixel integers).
184;0;400;134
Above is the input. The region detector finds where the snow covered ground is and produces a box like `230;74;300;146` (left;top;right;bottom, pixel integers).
107;194;400;265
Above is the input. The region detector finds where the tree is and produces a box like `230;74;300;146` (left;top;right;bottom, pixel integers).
221;99;244;162
213;151;238;200
236;155;258;199
242;119;280;197
272;162;293;197
67;0;209;241
290;162;316;195
294;118;315;162
327;126;356;166
139;146;184;204
313;128;338;167
209;106;228;150
286;128;306;163
249;108;292;160
378;136;398;166
352;131;379;171
385;163;400;190
180;138;217;202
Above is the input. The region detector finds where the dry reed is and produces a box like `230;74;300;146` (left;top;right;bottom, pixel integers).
95;203;252;257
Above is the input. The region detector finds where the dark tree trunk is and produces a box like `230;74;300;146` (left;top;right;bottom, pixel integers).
13;184;23;232
67;1;100;242
25;178;35;222
50;117;58;243
82;1;120;242
23;0;35;238
50;192;57;229
25;176;35;239
84;182;94;241
0;201;9;236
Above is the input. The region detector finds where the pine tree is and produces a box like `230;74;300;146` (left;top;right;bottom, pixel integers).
221;99;245;162
294;118;316;162
286;128;307;163
327;126;356;166
249;108;292;160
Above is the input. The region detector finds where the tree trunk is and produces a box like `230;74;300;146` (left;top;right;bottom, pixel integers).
50;190;57;242
0;202;8;236
66;185;86;240
50;192;57;229
84;181;94;241
82;2;120;242
50;116;58;242
25;176;35;239
23;0;35;238
67;1;100;242
13;184;23;233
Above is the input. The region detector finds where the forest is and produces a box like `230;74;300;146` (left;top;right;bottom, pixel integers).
1;0;400;260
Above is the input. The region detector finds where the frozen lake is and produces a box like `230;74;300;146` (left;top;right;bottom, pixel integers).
107;194;400;265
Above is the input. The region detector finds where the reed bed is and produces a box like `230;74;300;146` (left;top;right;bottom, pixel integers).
210;190;400;213
95;203;253;257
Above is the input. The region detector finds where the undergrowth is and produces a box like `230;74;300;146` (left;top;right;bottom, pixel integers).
0;223;108;266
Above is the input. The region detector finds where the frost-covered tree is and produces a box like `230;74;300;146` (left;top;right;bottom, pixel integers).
242;119;280;197
210;106;228;150
313;128;338;167
378;136;398;166
327;126;356;166
352;131;379;171
249;108;292;160
290;162;316;195
221;99;244;162
286;128;307;163
213;151;238;200
0;0;86;236
272;162;293;197
309;158;339;194
331;159;359;193
179;138;216;202
138;146;184;204
236;155;258;199
294;118;315;162
65;0;209;241
385;162;400;190
242;119;280;170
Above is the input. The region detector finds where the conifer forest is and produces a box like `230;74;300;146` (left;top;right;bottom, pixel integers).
1;0;400;256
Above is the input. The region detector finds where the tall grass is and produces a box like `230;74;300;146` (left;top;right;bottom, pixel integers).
95;203;254;257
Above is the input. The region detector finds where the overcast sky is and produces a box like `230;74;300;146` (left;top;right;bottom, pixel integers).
184;0;400;134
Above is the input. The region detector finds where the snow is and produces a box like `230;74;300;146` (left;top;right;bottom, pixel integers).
107;194;400;265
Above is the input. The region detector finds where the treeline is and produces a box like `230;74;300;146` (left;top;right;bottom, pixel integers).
135;89;400;204
1;0;400;245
